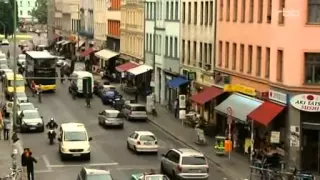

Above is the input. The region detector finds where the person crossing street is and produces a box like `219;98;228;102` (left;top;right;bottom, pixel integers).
3;112;10;140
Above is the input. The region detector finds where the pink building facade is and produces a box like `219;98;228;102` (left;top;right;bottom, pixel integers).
215;0;320;171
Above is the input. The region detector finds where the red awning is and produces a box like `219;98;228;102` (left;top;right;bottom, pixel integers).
247;101;285;126
80;48;94;57
116;62;139;72
190;86;224;105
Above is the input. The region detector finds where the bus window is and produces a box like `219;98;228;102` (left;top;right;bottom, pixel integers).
8;80;24;86
35;59;56;68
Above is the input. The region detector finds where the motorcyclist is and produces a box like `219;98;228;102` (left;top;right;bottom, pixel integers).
46;118;58;129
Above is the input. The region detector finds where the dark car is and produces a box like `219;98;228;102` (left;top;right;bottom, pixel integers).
101;90;120;105
96;85;116;98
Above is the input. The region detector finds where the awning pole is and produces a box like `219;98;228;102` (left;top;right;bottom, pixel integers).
250;119;254;164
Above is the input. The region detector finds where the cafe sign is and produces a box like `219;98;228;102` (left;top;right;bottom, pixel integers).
290;94;320;112
269;90;287;104
223;84;256;96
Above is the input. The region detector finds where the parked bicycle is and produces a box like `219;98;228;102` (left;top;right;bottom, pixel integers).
0;167;22;180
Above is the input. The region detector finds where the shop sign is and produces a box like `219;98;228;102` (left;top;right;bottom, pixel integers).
270;131;280;143
223;84;256;96
269;90;287;104
290;94;320;112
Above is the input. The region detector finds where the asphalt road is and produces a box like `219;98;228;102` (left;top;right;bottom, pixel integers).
1;37;232;180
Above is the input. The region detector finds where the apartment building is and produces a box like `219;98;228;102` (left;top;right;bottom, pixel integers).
106;0;121;52
145;0;180;105
216;0;320;172
18;0;37;22
80;0;94;45
120;0;144;62
93;0;105;47
55;0;63;34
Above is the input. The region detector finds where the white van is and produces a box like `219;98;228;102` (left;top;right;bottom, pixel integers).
69;71;94;96
58;123;92;160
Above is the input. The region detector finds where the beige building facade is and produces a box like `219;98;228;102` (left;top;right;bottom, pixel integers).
55;0;80;37
93;0;106;47
120;0;144;61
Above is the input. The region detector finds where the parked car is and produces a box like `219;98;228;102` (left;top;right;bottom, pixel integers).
16;92;28;103
101;90;120;105
160;148;209;180
130;173;169;180
95;85;116;97
98;110;124;128
19;110;44;132
17;102;37;116
122;104;148;121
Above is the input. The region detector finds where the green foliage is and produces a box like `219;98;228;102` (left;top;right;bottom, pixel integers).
31;0;47;24
0;0;19;36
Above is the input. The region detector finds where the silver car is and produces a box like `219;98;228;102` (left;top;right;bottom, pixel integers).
17;102;37;116
98;110;124;128
20;110;44;132
122;104;148;121
16;92;28;103
160;148;209;180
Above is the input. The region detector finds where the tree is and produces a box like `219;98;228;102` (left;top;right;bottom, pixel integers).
0;0;19;37
31;0;47;24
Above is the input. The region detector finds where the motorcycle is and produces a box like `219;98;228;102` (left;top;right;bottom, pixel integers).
47;129;56;145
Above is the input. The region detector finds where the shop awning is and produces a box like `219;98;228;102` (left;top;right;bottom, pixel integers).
127;64;153;76
62;40;70;45
190;86;224;105
80;48;94;57
75;40;84;48
56;40;65;45
215;94;262;122
167;77;189;88
247;101;285;126
116;62;139;72
95;49;119;60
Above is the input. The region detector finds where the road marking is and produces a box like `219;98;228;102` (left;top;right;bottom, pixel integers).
48;162;119;168
42;155;52;171
115;165;158;170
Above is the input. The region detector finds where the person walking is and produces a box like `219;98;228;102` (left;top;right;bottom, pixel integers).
31;80;36;97
174;98;179;118
60;69;65;84
26;150;37;180
21;148;29;180
3;113;10;140
0;114;3;140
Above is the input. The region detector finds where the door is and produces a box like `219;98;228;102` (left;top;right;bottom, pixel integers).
302;129;319;172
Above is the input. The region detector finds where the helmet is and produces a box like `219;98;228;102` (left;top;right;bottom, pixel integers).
50;118;54;121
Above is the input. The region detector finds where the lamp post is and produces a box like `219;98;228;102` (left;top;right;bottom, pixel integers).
0;21;5;36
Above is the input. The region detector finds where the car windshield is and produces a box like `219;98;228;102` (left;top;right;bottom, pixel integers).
87;174;113;180
64;131;87;141
182;156;207;165
19;104;35;111
132;106;146;111
104;91;115;96
23;111;40;119
140;135;156;141
9;80;24;86
16;92;26;97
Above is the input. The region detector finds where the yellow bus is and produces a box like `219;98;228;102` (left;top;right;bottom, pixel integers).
3;72;25;100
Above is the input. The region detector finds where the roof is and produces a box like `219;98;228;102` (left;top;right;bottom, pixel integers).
83;167;110;175
61;123;86;131
22;109;38;113
25;51;56;59
73;71;92;77
104;110;120;113
134;131;155;136
176;148;204;156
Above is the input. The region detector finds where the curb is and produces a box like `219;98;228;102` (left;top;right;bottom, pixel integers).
148;117;246;180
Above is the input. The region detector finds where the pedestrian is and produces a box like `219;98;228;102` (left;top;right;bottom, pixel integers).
0;113;3;140
3;113;10;140
38;84;42;103
6;51;10;59
31;80;36;97
174;98;179;118
85;94;91;107
60;68;65;84
26;150;37;180
21;148;29;180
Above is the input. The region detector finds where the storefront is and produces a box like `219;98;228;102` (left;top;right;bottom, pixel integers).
163;70;180;107
126;64;153;97
166;77;190;111
289;93;320;173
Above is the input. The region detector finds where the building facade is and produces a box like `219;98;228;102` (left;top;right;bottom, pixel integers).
120;0;144;62
145;0;180;104
18;0;37;22
54;0;63;33
78;0;94;45
216;0;320;172
93;0;105;47
106;0;121;52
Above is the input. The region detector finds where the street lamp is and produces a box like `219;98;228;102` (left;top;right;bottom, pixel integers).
0;21;6;36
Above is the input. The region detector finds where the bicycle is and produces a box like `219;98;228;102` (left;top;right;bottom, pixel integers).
0;167;22;180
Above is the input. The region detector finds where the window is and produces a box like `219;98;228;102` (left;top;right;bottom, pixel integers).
247;45;252;73
256;46;262;76
305;53;320;84
201;2;204;24
277;50;283;82
249;0;254;22
278;0;285;24
226;0;230;21
188;2;191;24
20;1;22;7
208;43;212;65
20;10;23;15
225;42;229;68
308;0;320;23
218;41;223;66
28;1;30;6
187;41;191;65
199;42;203;67
193;41;197;61
182;40;185;63
175;1;179;20
194;2;198;25
182;2;185;23
110;0;120;10
267;0;272;23
64;131;87;141
174;37;178;57
232;43;237;70
171;2;174;20
258;0;263;23
219;0;224;20
233;0;238;22
182;156;207;165
265;47;270;78
170;37;173;56
204;43;208;64
209;1;213;24
165;36;168;55
241;0;245;22
240;44;244;72
205;1;208;24
27;10;30;15
166;2;169;19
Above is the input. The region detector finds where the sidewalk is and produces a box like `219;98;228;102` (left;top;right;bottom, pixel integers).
101;79;251;180
0;140;14;178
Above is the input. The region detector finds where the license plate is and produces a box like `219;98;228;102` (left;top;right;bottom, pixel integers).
144;142;152;145
30;127;36;130
73;154;81;157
